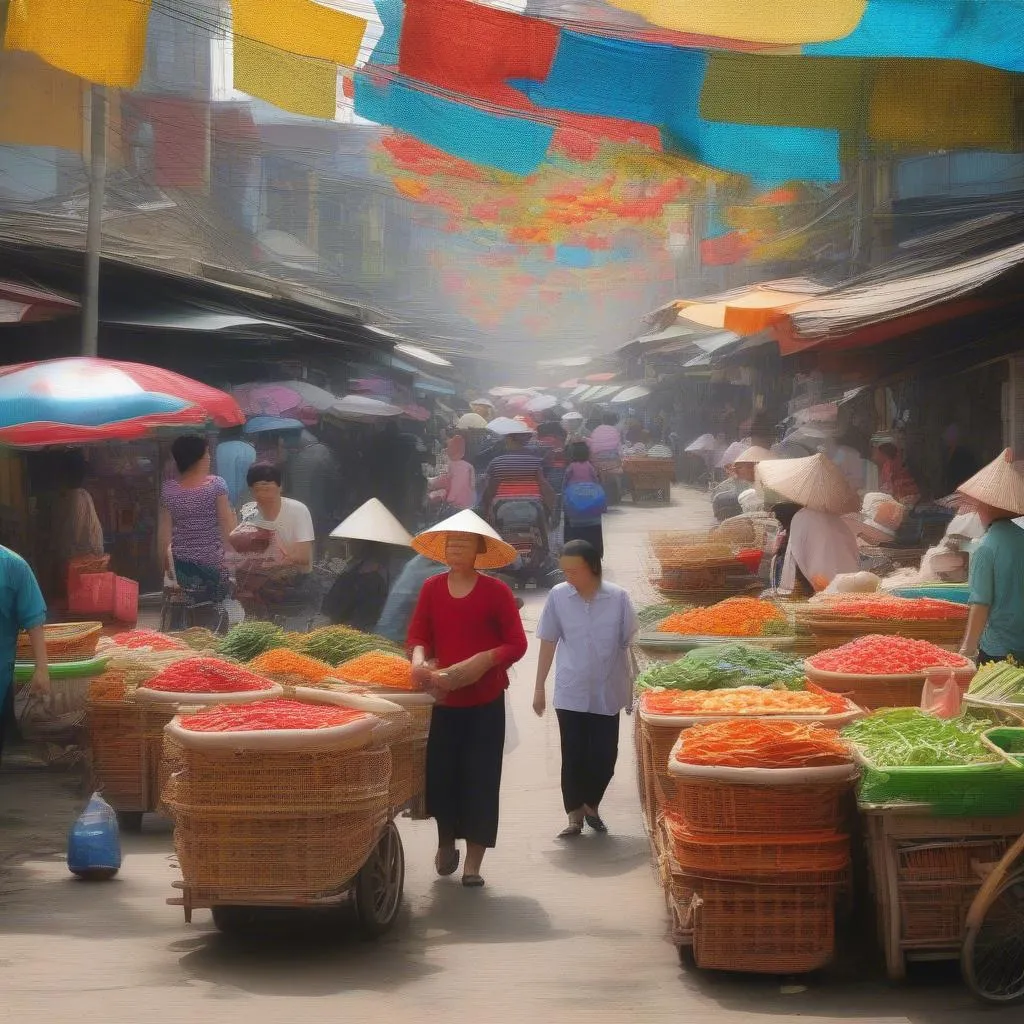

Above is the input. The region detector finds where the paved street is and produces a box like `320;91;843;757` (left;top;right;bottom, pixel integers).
0;489;1014;1024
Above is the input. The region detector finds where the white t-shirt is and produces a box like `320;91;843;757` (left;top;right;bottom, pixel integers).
249;497;315;547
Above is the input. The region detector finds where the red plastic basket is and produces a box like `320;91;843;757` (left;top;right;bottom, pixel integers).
69;571;115;615
114;577;139;624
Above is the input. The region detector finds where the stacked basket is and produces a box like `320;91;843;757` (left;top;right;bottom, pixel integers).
162;688;395;904
664;747;857;973
648;532;762;606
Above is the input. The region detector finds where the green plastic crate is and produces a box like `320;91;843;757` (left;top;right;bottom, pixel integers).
853;746;1024;817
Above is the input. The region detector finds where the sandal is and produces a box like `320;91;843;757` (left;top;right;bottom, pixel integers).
585;813;608;833
557;821;583;839
461;873;485;888
435;847;460;877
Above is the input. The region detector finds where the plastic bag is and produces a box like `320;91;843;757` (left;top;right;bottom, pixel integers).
67;792;122;880
921;668;962;719
504;690;519;756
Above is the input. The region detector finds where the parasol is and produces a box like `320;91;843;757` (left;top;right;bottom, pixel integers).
487;416;535;436
0;357;243;447
401;403;432;422
233;380;338;426
525;394;558;413
244;416;304;435
328;395;403;423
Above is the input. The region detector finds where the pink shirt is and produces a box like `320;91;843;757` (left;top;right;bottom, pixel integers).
438;458;476;508
588;425;621;455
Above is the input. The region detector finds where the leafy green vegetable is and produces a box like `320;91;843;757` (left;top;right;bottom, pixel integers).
843;709;998;767
968;659;1024;703
637;602;691;628
299;627;404;665
635;643;806;692
214;621;289;661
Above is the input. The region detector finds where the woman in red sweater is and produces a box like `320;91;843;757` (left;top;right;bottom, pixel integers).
408;509;528;888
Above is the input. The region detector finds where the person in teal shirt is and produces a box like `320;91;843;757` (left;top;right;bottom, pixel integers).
0;545;50;767
958;451;1024;663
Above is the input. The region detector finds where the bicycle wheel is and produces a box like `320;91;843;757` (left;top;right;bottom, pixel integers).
962;870;1024;1005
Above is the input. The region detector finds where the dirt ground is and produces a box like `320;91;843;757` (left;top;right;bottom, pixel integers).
0;488;1015;1024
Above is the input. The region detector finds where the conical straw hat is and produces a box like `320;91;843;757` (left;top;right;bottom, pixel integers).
756;452;859;514
330;499;412;546
734;445;774;465
456;412;489;430
411;509;518;569
957;449;1024;515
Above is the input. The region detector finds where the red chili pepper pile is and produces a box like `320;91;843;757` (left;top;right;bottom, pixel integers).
147;657;276;694
110;629;188;652
179;698;369;733
807;635;969;676
812;595;966;621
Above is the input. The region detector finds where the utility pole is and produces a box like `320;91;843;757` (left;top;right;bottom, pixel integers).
82;85;107;357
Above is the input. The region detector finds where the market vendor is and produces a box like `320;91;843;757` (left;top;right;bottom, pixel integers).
757;453;860;595
956;450;1024;664
871;433;920;507
243;463;315;573
0;545;49;768
407;509;528;889
321;498;412;632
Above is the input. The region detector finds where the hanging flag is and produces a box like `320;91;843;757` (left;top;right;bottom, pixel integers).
0;51;84;151
233;36;337;119
603;0;866;45
231;0;366;67
3;0;152;88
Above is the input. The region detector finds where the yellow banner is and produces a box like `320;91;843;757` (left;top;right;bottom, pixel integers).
4;0;151;88
232;0;366;67
0;51;84;151
605;0;866;45
233;36;337;119
870;60;1017;151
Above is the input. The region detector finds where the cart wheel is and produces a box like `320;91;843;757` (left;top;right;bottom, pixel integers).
354;821;405;939
117;811;144;833
211;905;258;934
962;870;1024;1004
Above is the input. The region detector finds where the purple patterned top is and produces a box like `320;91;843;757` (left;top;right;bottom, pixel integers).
161;475;227;568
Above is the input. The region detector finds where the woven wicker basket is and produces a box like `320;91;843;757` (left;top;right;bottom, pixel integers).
86;672;148;812
672;777;853;835
18;621;103;663
692;878;836;973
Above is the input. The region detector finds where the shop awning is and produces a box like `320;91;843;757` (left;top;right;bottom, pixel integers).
393;341;453;368
610;385;652;404
102;306;321;336
663;238;1024;356
0;279;79;323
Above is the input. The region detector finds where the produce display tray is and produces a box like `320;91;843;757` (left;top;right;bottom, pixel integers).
636;631;795;651
14;655;109;682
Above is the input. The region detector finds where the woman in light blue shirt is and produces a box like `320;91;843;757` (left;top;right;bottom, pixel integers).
534;540;638;838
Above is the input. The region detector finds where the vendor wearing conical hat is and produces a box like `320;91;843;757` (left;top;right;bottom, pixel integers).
407;509;528;888
321;499;411;632
956;450;1024;664
757;453;860;595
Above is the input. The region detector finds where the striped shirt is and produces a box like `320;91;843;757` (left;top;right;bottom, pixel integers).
486;450;545;484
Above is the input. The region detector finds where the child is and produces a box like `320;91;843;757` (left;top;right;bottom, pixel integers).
429;435;477;514
563;441;605;558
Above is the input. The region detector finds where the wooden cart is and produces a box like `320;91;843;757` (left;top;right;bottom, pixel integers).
623;457;674;505
861;802;1024;980
169;817;406;938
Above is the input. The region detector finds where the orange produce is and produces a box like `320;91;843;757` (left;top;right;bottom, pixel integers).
640;684;851;717
248;648;335;683
673;719;853;768
336;651;415;691
656;597;784;637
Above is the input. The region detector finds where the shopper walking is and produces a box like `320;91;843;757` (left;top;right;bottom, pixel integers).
407;509;528;888
533;540;638;837
562;441;606;557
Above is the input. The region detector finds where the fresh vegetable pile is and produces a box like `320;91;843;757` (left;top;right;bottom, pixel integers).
214;621;289;661
636;644;806;692
968;658;1024;704
637;602;691;628
248;648;335;683
146;657;276;694
809;595;966;621
88;673;129;702
179;698;368;733
109;630;188;652
299;625;404;665
337;651;414;690
640;684;852;718
656;598;786;637
843;709;999;766
807;636;969;676
673;720;853;769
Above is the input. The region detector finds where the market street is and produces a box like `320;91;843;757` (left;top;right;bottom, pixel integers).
0;488;1013;1024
